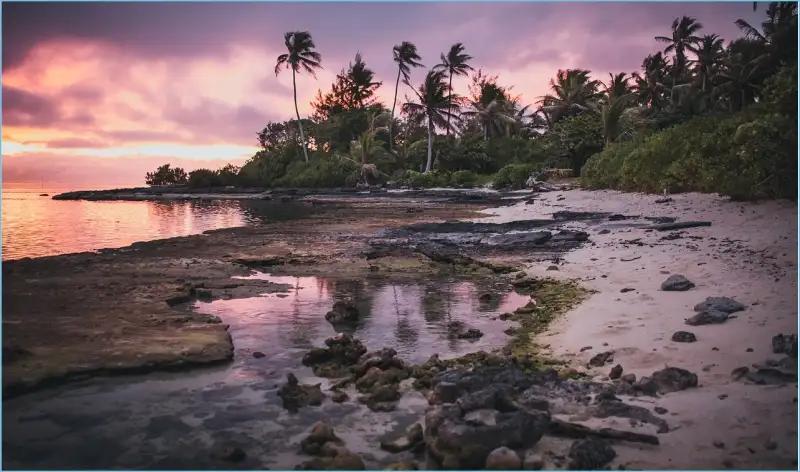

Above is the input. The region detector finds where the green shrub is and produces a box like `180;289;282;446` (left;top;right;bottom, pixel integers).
493;163;538;190
581;108;797;200
450;170;478;187
272;159;357;188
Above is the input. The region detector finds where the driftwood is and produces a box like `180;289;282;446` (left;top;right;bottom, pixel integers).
644;221;712;231
548;418;660;446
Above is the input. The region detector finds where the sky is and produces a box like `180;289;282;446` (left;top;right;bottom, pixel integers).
2;1;763;187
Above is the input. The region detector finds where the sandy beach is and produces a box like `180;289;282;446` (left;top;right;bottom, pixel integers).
481;189;798;470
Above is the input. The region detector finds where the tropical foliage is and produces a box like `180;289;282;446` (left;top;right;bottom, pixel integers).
145;3;797;200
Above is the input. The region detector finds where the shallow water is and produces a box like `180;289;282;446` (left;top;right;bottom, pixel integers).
3;274;528;470
2;187;314;260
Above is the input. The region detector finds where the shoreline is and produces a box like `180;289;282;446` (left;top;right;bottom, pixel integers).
480;189;798;470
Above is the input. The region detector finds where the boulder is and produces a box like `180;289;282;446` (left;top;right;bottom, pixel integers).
660;275;695;292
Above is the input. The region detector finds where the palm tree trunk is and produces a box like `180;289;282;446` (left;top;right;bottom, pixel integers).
425;118;434;173
446;72;453;138
292;68;310;162
389;68;402;152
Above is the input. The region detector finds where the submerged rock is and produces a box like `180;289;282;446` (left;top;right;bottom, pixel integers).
325;300;361;325
277;373;325;413
301;334;367;378
661;275;696;292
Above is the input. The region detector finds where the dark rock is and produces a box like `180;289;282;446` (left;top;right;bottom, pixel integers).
772;334;798;356
620;374;636;384
580;346;593;352
671;331;697;343
325;300;361;324
588;351;614;367
685;310;730;326
620;287;635;293
764;440;778;451
546;265;559;271
654;406;668;415
713;440;726;449
567;438;617;470
165;294;192;306
302;334;367;370
693;297;746;314
277;374;325;413
592;400;670;434
252;351;266;359
380;423;424;453
433;382;461;405
457;328;484;340
486;231;552;246
609;364;623;380
638;367;698;395
522;451;545;470
731;366;750;379
383;461;418;470
479;293;493;302
661;275;695;292
300;421;343;456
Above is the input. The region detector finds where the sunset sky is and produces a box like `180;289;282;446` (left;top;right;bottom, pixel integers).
3;2;762;187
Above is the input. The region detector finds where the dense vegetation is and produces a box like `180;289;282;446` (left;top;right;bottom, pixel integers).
146;3;797;200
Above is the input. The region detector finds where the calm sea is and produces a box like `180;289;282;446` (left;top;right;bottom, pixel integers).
1;185;312;261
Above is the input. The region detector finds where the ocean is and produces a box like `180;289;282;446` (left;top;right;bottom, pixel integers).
1;184;310;261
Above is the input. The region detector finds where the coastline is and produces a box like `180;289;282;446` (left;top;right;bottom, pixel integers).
480;189;798;470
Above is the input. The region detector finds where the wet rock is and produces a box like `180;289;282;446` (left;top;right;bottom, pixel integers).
165;294;192;306
522;451;545;470
609;364;623;380
588;351;614;367
325;300;361;325
485;446;522;470
685;310;731;326
479;293;493;302
568;438;616;470
359;383;401;412
331;390;349;403
277;374;325;413
210;443;246;462
457;328;485;340
252;351;266;359
620;374;636;384
302;334;367;373
693;297;746;314
772;334;798;356
380;423;424;453
661;275;695;292
487;231;552;247
638;367;698;395
671;331;697;343
300;421;343;456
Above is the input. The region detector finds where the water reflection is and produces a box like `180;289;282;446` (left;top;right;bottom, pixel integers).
199;274;529;365
2;188;315;260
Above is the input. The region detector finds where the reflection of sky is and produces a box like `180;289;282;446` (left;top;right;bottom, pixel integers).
196;275;529;365
1;188;313;260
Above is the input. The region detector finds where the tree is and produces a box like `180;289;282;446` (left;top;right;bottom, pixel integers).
144;164;187;186
402;70;461;173
655;16;704;97
335;112;393;185
275;31;323;163
433;43;474;137
691;34;725;92
537;69;602;123
390;42;424;152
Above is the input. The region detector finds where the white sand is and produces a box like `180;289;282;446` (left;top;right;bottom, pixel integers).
481;189;798;470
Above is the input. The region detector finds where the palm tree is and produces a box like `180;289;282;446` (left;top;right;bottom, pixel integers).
592;94;648;146
463;100;516;140
713;54;762;111
343;52;382;109
433;43;474;137
603;72;633;99
275;31;322;163
401;70;461;173
655;16;704;97
735;2;798;71
537;69;602;123
691;34;725;92
336;112;392;186
390;42;424;152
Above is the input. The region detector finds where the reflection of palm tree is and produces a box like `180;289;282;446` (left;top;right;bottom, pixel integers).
392;286;419;347
283;277;317;348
